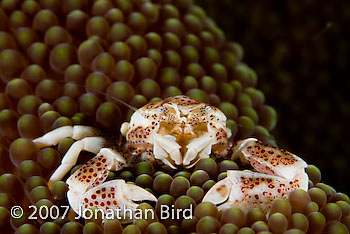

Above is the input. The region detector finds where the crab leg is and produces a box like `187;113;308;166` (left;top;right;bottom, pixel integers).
48;137;107;189
33;125;99;148
32;125;104;189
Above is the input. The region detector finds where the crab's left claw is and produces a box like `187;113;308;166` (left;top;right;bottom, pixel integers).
203;170;308;214
200;176;233;206
232;138;308;180
78;180;157;222
204;138;309;214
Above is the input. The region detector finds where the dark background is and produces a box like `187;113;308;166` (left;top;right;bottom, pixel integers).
196;0;350;194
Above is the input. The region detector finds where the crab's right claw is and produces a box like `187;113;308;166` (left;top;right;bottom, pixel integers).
123;183;158;203
66;148;127;213
78;180;157;222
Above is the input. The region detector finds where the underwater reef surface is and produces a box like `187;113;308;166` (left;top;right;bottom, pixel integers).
0;0;348;233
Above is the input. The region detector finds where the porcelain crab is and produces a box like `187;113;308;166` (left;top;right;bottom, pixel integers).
33;95;232;219
32;95;308;220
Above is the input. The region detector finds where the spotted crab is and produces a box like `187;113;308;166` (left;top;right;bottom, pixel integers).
32;95;308;220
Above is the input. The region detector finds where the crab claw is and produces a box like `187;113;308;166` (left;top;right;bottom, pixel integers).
232;138;308;180
66;148;126;211
203;170;308;214
203;138;309;214
65;149;156;222
77;180;157;222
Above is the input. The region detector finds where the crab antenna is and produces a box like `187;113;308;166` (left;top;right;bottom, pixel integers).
56;80;138;112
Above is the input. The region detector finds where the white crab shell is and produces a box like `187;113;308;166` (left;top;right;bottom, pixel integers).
121;95;232;168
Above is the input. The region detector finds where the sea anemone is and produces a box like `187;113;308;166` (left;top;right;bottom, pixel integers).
0;0;348;233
